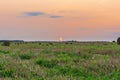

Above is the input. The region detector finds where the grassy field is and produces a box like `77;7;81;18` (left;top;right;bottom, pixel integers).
0;41;120;80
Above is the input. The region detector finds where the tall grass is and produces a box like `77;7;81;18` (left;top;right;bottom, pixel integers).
0;42;120;79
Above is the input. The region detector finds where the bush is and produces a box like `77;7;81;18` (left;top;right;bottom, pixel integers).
2;41;10;46
112;41;115;43
117;37;120;45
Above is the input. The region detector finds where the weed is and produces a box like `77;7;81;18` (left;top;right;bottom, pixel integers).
19;54;32;60
36;59;57;68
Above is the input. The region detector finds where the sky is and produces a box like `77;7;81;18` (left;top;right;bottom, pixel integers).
0;0;120;41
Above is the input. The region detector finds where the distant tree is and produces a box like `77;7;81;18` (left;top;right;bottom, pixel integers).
2;41;10;46
117;37;120;45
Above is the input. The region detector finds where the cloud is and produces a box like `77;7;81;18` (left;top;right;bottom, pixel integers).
19;11;64;19
23;12;45;17
49;16;64;18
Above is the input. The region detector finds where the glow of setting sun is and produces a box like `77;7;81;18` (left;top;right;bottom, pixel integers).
59;37;63;41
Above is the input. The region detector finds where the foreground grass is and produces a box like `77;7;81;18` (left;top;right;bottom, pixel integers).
0;42;120;80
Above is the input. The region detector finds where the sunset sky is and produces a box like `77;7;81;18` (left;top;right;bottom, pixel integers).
0;0;120;41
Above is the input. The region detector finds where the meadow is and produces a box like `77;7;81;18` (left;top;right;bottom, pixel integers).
0;41;120;80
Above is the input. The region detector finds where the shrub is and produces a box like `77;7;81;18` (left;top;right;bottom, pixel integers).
112;41;115;43
39;43;41;45
49;42;53;45
117;37;120;45
65;42;69;44
2;41;10;46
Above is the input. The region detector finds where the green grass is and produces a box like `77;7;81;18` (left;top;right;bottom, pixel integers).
0;42;120;80
19;53;32;60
